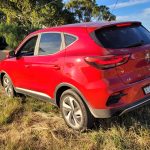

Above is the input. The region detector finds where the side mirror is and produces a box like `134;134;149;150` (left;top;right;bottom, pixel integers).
8;50;16;58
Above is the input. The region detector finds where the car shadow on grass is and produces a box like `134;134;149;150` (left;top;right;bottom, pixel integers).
93;104;150;131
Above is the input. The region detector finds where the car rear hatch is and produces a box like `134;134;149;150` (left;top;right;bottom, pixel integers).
92;22;150;84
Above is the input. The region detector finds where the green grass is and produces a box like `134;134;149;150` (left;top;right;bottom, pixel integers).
0;95;21;125
0;88;150;150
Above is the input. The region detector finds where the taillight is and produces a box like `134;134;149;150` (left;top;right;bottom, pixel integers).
84;55;130;69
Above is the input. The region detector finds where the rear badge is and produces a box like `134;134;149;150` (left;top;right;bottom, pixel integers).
145;52;150;63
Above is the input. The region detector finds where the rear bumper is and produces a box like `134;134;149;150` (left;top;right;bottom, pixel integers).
90;95;150;118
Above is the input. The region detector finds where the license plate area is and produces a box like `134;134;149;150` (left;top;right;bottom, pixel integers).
143;85;150;95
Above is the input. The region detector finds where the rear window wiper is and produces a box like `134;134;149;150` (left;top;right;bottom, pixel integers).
125;40;144;48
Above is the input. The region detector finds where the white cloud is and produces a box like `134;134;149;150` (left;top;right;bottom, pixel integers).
117;7;150;20
109;0;149;9
143;8;150;15
116;7;150;30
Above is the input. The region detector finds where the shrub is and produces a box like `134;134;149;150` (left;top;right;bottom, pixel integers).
0;24;38;49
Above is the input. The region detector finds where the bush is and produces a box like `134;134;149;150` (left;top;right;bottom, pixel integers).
0;36;8;50
0;24;38;49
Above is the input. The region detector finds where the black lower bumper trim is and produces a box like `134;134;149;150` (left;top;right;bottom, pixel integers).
118;96;150;116
90;96;150;118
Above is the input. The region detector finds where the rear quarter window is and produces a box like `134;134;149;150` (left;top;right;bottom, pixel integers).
64;34;77;47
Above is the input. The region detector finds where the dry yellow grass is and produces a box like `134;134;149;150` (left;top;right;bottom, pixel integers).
0;87;150;150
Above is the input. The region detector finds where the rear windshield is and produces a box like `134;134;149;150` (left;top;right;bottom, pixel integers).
95;25;150;49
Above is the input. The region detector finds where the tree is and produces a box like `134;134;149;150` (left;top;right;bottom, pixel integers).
0;0;77;48
0;11;5;23
0;23;30;49
98;5;116;21
66;0;116;22
0;0;76;28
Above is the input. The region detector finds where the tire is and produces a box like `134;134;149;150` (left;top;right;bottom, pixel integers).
3;74;15;98
60;89;95;131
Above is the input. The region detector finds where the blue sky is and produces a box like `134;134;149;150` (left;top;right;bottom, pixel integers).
64;0;150;30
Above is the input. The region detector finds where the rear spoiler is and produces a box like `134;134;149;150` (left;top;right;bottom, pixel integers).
87;21;142;33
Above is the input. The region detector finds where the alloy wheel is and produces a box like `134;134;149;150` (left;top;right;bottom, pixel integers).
62;95;83;128
3;76;13;97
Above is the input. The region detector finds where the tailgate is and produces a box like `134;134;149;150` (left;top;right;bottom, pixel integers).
116;48;150;84
93;22;150;84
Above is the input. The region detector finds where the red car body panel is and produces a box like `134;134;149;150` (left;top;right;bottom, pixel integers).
1;21;150;118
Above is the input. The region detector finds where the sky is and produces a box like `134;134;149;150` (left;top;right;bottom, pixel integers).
64;0;150;31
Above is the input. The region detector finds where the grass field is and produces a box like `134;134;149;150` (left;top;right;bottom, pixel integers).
0;87;150;150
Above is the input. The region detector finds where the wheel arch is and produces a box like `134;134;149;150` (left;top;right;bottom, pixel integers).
0;71;15;87
0;71;7;86
55;83;90;108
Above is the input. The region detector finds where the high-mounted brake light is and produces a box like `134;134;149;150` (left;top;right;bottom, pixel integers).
116;23;132;27
84;55;130;69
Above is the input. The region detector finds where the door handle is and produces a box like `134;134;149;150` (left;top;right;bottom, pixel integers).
50;65;60;70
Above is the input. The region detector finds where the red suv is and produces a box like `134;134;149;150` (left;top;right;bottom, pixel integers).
1;21;150;130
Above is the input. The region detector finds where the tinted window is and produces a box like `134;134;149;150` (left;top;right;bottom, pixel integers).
95;25;150;49
64;34;77;46
18;36;38;56
39;33;62;55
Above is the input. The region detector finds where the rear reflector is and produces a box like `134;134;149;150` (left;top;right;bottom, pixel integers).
106;92;127;106
84;55;130;69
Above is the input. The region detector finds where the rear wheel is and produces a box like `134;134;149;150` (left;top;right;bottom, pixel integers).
60;89;94;131
3;74;15;98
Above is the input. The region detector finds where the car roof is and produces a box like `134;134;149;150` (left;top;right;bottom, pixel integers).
31;21;141;35
60;21;140;28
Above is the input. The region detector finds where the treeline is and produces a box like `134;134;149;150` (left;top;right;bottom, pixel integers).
0;0;116;49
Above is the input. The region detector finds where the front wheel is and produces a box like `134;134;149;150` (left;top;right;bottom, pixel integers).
60;89;95;131
3;74;15;98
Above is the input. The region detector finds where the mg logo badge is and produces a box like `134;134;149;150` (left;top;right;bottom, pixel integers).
145;52;150;63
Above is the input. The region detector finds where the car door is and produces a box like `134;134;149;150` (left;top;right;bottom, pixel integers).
6;35;38;89
21;32;65;98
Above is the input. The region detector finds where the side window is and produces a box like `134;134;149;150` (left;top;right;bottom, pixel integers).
17;36;38;56
38;33;62;55
64;34;77;47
